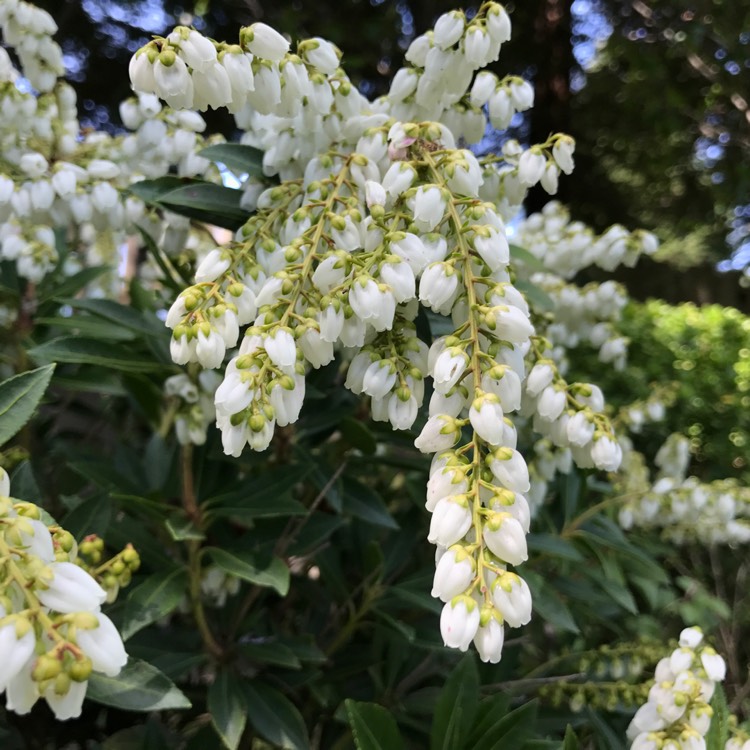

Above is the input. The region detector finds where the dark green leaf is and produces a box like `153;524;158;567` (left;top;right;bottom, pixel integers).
35;315;138;341
0;364;55;446
345;700;405;750
206;548;290;596
88;657;191;711
340;417;377;454
208;671;247;750
127;176;200;204
527;533;584;562
430;655;479;750
466;693;511;746
57;298;163;337
563;725;579;750
121;567;188;640
240;641;301;669
28;337;169;374
204;464;312;519
62;494;112;539
165;517;205;541
198;143;265;175
37;266;110;303
9;461;40;503
472;700;538;750
526;573;579;634
158;183;246;230
342;477;399;529
244;681;309;750
586;708;624;750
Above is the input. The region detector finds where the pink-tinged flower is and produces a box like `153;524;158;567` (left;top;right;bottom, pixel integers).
440;596;480;651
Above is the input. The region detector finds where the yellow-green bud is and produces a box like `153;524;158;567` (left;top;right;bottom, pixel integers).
69;656;93;683
33;655;62;682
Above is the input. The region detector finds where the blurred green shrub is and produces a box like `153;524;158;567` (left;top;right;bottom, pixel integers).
570;299;750;481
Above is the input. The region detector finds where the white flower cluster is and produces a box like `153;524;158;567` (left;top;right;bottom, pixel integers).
0;0;63;92
164;370;221;445
617;433;750;545
135;2;643;660
513;202;658;372
0;468;129;720
627;626;726;750
0;11;223;294
200;565;240;608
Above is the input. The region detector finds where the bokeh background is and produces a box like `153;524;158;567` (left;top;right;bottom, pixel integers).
40;0;750;307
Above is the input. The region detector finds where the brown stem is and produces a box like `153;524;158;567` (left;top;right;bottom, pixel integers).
181;445;222;659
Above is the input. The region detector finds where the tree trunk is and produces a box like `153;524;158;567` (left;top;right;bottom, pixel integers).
525;0;574;215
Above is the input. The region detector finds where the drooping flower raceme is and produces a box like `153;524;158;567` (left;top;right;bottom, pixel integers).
626;627;726;750
132;3;632;665
0;470;135;720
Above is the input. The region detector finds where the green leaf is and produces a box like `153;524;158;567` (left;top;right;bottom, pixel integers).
204;464;312;520
586;708;624;750
37;266;110;303
35;315;138;341
527;533;584;562
340;417;377;454
239;641;301;669
121;567;188;640
57;298;163;337
62;494;112;539
206;548;290;596
466;694;511;746
706;685;730;750
0;364;56;446
88;657;191;711
341;477;399;529
526;573;580;634
345;700;405;750
563;725;579;750
472;700;538;750
165;516;205;542
198;143;265;175
208;671;247;750
28;337;169;374
510;244;546;272
127;176;199;204
9;461;40;503
243;681;309;750
515;278;555;312
430;655;479;750
157;183;247;230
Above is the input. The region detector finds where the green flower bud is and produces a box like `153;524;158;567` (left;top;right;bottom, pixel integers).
33;655;62;682
69;656;93;683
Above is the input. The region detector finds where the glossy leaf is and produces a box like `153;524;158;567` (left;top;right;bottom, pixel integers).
157;183;247;230
0;364;55;446
430;655;479;750
88;658;191;711
206;548;290;596
121;567;189;640
244;681;309;750
198;143;265;175
345;700;405;750
208;671;247;750
28;337;169;374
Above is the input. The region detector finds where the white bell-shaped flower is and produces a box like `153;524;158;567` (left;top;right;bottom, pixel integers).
36;562;107;614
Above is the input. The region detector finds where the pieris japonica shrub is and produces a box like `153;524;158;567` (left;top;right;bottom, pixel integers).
0;0;747;747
